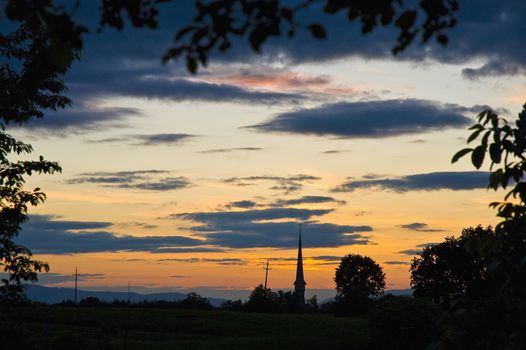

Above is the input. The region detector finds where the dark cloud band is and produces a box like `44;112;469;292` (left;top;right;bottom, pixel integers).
248;99;474;138
333;171;490;193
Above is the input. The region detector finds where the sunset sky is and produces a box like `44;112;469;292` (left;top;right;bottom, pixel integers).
11;0;526;299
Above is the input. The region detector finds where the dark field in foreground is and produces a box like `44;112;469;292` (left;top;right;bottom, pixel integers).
3;306;368;350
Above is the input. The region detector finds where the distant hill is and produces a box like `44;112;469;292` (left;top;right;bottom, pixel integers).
25;285;226;307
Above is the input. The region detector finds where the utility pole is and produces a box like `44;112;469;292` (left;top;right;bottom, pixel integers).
263;260;271;289
74;267;78;305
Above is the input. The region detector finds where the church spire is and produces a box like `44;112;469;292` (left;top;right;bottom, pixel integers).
294;223;306;305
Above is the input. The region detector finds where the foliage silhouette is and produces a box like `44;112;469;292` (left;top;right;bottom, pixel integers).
219;299;243;311
98;0;459;73
335;254;385;301
410;226;491;304
242;284;318;313
178;291;213;310
1;0;83;303
446;104;526;349
368;295;440;350
332;254;385;316
244;284;281;313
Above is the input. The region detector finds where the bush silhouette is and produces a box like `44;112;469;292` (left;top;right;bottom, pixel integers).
368;295;440;350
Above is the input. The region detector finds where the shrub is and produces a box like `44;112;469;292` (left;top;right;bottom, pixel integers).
368;295;440;350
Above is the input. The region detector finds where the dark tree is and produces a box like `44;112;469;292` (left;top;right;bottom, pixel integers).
0;1;84;303
410;226;492;304
244;284;280;312
446;104;526;349
219;299;243;311
178;292;213;309
368;295;440;350
453;104;526;299
334;254;385;301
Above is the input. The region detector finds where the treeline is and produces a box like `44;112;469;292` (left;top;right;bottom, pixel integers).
54;288;319;313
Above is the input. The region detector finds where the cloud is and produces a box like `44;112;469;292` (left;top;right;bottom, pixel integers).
19;104;143;133
224;200;259;209
119;177;192;191
270;196;346;206
18;208;371;253
75;76;304;105
248;99;475;138
261;255;342;265
222;174;321;194
158;258;247;266
171;208;372;249
116;222;159;229
399;243;438;256
199;68;366;98
94;133;196;146
322;150;349;154
400;222;442;232
199;147;263;154
67;170;193;191
1;272;107;285
59;0;525;128
219;0;526;78
332;171;490;193
17;215;211;254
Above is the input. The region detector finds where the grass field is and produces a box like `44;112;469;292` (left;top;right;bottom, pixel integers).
4;306;368;350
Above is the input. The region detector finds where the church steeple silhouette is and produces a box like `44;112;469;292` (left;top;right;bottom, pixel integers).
293;223;306;305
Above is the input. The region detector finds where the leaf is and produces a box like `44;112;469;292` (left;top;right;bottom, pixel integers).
436;34;448;45
280;8;293;21
467;128;483;143
471;146;486;169
489;169;502;190
186;57;197;74
451;148;472;163
175;26;195;41
308;24;326;39
468;124;484;131
395;10;417;30
481;130;491;147
489;143;501;163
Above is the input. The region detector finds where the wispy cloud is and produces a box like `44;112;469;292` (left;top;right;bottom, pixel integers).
333;171;489;193
158;258;247;266
399;243;438;256
67;170;193;191
222;174;321;194
270;196;346;207
400;222;442;232
199;147;263;154
93;133;196;146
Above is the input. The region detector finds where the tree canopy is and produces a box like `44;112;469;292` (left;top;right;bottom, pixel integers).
334;254;385;301
410;226;492;304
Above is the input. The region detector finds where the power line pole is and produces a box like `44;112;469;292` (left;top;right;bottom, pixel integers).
74;267;78;305
263;260;271;289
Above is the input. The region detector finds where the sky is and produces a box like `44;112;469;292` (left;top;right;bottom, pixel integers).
9;0;526;299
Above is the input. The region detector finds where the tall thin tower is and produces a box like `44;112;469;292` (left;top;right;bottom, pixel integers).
263;260;271;289
293;223;306;306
